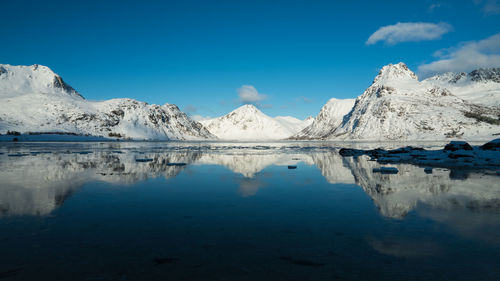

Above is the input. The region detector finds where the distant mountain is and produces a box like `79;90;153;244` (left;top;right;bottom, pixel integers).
0;64;214;140
292;98;355;140
424;68;500;106
200;104;313;140
295;63;500;141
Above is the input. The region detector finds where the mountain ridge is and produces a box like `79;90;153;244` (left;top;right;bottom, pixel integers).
200;104;313;140
0;64;214;140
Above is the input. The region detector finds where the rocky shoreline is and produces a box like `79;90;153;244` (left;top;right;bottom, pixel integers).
339;139;500;174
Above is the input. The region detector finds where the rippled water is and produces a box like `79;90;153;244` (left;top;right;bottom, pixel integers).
0;142;499;280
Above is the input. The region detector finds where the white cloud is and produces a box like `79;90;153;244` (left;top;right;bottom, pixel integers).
190;115;212;121
475;0;500;15
237;85;267;103
428;3;442;12
418;33;500;78
366;22;452;45
184;104;197;114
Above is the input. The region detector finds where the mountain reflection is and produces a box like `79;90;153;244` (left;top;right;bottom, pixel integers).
0;143;498;228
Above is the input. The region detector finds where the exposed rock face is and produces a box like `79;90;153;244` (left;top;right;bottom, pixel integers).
468;68;500;83
292;63;500;141
320;63;500;140
0;64;214;140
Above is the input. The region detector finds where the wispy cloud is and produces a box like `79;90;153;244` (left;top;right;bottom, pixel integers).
238;85;267;104
475;0;500;15
190;115;212;121
184;104;198;114
428;3;442;12
418;33;500;78
296;96;313;103
366;22;452;46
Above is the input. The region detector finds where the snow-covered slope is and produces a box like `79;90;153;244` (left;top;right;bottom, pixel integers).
423;68;500;106
275;115;314;134
200;104;312;140
0;64;214;140
327;63;500;140
292;98;355;139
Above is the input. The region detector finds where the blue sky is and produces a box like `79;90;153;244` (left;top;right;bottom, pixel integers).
1;0;499;119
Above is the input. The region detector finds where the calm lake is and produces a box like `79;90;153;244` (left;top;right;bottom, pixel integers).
0;142;499;281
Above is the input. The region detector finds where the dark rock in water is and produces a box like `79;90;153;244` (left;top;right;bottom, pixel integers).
279;256;325;267
448;150;474;159
288;165;297;169
338;148;361;156
339;148;387;157
7;153;28;157
480;138;500;150
388;146;424;154
449;169;470;180
338;139;499;172
424;167;433;174
136;158;153;162
154;257;179;265
373;167;399;174
72;151;92;155
167;162;186;166
444;141;473;151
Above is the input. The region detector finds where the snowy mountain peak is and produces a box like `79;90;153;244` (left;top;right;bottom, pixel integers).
231;104;260;114
0;63;214;140
0;63;82;99
304;116;314;122
425;72;467;84
373;62;418;85
468;68;500;83
292;98;355;140
200;104;311;140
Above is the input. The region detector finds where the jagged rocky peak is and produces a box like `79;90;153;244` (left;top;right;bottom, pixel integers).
425;68;500;84
304;116;314;122
468;68;500;83
425;72;467;84
373;62;418;84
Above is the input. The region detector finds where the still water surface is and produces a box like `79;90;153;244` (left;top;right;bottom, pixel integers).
0;142;499;280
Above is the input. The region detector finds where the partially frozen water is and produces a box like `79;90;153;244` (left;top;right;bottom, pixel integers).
0;142;499;280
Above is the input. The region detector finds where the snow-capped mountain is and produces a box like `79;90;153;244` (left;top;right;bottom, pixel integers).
423;68;500;106
200;104;312;140
306;63;500;140
292;98;355;139
0;64;214;140
275;115;314;134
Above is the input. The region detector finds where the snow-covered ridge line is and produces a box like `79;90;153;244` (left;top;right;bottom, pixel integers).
0;64;214;140
294;63;500;141
200;104;313;140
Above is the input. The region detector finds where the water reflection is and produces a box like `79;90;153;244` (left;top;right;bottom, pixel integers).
1;142;499;280
0;143;498;220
